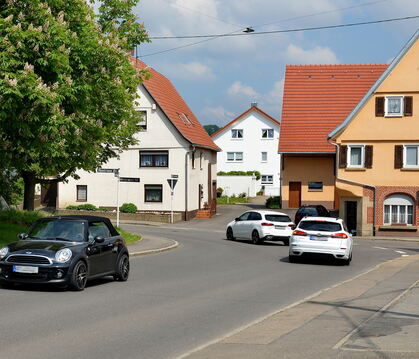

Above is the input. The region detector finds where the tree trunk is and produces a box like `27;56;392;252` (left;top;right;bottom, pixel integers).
22;172;37;211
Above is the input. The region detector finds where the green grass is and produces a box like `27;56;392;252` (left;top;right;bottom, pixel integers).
217;196;249;205
115;226;142;244
0;222;27;247
0;209;45;226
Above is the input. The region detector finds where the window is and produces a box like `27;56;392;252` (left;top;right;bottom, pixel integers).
138;110;147;130
347;145;364;168
77;185;87;202
261;152;267;162
404;145;419;168
238;212;251;221
248;212;262;221
231;129;243;139
299;221;342;232
308;182;323;191
191;152;195;169
265;214;291;223
385;96;403;117
145;185;163;202
384;194;414;225
261;175;273;184
262;129;274;139
140;151;168;167
227;152;243;162
199;152;203;170
89;222;111;240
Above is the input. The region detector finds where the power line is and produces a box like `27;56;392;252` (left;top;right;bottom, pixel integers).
148;15;419;40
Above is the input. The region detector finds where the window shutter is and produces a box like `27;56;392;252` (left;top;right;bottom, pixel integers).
339;145;347;168
365;145;373;168
404;96;413;116
375;97;385;117
394;145;403;169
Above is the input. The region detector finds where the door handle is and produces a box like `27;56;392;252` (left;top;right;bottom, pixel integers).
107;243;114;247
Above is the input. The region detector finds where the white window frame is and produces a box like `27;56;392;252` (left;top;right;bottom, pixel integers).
261;175;273;184
138;110;147;131
383;194;414;225
261;128;274;139
403;144;419;168
231;129;243;139
385;95;404;117
261;152;267;162
226;152;243;162
347;145;365;168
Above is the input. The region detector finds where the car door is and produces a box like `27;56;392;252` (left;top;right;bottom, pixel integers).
88;221;116;275
245;212;261;239
233;212;251;237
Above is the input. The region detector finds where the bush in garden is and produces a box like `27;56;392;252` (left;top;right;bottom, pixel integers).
120;203;137;213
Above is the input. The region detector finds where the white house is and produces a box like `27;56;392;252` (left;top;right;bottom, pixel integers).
211;104;281;197
58;59;220;220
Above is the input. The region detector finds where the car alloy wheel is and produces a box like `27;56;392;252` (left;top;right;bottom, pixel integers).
252;230;261;245
226;227;235;240
70;261;88;291
114;254;130;281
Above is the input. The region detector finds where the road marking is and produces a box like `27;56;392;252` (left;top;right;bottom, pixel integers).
402;254;410;257
395;250;407;254
373;246;388;250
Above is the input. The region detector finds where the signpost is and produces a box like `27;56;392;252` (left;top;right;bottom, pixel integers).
119;177;140;183
167;178;178;223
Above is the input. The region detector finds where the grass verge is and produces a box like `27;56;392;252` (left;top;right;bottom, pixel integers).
0;222;27;247
115;226;142;244
217;196;249;205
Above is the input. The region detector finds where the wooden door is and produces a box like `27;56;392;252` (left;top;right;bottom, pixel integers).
345;201;357;235
289;182;301;208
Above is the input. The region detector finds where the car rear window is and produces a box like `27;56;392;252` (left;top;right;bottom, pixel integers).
299;208;317;216
299;221;342;232
265;214;291;223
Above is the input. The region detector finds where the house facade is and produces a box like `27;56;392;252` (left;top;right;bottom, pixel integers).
328;31;419;236
279;64;387;210
211;104;281;196
59;59;220;220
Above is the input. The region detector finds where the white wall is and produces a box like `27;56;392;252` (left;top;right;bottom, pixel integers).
212;108;281;196
217;176;257;197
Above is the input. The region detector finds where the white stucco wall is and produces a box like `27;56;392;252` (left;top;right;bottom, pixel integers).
212;108;281;197
59;85;217;216
216;176;257;197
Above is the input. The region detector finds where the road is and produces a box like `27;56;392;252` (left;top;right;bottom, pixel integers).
1;204;419;359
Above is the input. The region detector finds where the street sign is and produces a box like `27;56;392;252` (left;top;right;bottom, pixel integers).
167;178;178;190
171;174;179;179
120;177;140;183
97;168;118;174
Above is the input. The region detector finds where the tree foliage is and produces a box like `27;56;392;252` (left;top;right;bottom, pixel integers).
0;0;150;209
203;124;220;136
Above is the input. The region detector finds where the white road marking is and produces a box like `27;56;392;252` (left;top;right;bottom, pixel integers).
395;250;407;254
402;254;410;257
373;246;388;250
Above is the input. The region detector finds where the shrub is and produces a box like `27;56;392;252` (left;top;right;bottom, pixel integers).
238;192;247;198
66;205;79;210
76;203;98;211
217;170;261;180
265;196;281;209
216;187;223;198
0;209;45;226
120;203;137;213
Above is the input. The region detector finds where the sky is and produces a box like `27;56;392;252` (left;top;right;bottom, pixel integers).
133;0;419;127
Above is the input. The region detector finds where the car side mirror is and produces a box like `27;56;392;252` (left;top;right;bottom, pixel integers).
235;217;240;222
94;236;105;244
18;233;28;240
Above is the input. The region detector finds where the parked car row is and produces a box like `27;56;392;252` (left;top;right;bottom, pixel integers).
226;206;353;265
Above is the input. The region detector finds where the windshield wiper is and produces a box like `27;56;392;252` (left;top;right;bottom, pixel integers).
44;237;73;242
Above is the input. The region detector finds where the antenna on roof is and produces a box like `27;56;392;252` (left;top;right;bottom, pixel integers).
251;102;258;107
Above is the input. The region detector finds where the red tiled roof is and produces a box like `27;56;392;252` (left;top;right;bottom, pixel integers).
211;106;279;138
131;58;220;152
278;64;388;153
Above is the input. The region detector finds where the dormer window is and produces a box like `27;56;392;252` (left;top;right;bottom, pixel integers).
231;129;243;139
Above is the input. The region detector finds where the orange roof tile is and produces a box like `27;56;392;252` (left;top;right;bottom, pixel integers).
211;106;279;139
278;64;388;153
132;58;220;152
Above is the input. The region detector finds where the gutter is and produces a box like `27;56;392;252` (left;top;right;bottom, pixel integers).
328;140;376;236
185;145;196;221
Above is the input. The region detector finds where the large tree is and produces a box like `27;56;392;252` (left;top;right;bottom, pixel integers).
0;0;149;210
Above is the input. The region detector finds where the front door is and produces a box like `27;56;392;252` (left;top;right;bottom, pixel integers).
289;182;301;208
345;201;357;235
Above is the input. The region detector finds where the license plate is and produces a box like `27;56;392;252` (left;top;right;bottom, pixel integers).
275;225;285;229
13;265;39;274
310;235;327;241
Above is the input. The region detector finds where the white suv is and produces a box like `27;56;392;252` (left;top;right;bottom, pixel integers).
289;217;353;265
226;210;295;245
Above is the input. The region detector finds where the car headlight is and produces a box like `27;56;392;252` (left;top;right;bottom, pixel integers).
55;248;72;263
0;247;9;259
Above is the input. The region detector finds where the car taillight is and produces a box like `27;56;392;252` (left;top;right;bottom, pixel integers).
288;223;295;227
332;233;348;239
261;222;274;226
293;230;307;236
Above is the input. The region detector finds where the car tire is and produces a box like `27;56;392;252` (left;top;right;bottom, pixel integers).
226;227;235;240
252;230;261;245
289;255;298;263
114;254;130;282
343;253;352;266
283;238;290;246
69;261;88;291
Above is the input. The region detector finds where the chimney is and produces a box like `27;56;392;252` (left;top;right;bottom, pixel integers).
251;102;258;107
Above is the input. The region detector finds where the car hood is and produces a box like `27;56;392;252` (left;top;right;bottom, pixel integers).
8;240;82;254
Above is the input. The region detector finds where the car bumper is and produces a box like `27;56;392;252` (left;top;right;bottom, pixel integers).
261;229;292;240
289;246;351;260
0;263;70;285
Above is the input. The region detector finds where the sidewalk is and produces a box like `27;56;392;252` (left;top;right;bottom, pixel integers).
126;235;178;257
180;254;419;359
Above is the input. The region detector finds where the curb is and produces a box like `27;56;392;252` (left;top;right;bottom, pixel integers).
129;239;179;257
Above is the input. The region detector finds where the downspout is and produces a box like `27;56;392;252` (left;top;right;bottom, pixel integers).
328;140;376;236
184;145;196;221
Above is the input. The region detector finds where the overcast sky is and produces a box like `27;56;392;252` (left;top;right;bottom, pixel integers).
134;0;419;126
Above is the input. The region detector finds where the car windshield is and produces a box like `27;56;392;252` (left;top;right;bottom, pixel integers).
28;220;85;242
265;215;291;223
299;221;342;232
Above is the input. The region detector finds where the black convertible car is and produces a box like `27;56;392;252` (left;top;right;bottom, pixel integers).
0;215;130;291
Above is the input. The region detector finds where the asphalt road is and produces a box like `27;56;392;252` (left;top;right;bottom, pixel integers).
2;204;419;359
